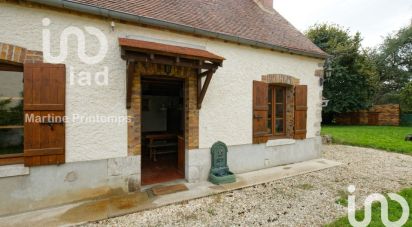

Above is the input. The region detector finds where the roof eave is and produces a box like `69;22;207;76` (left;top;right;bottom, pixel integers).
28;0;328;59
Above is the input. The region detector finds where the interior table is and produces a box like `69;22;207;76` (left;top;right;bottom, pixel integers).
145;133;178;161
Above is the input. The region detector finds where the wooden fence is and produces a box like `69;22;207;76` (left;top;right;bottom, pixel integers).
335;104;400;126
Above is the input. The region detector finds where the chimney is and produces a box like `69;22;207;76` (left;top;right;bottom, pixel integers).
259;0;273;10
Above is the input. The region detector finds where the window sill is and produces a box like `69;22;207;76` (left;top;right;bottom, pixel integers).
0;153;24;166
0;164;29;178
266;139;296;147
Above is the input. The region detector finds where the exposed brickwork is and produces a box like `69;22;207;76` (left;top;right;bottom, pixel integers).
262;74;300;86
257;0;273;10
24;50;44;64
285;87;295;138
314;66;325;136
128;63;199;155
0;42;43;64
314;69;324;77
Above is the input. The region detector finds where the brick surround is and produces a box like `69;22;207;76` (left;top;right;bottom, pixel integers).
285;87;295;138
128;63;199;155
0;42;43;64
262;74;300;86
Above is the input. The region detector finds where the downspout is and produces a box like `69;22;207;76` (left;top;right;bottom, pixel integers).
28;0;327;59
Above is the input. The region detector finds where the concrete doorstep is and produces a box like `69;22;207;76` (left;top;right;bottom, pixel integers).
0;158;341;227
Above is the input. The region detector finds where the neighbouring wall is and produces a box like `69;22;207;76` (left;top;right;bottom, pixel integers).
335;104;400;126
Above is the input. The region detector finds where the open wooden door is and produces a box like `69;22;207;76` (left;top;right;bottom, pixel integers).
177;136;185;175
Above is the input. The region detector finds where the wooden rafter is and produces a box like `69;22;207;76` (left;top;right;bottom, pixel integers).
123;51;219;70
197;68;216;109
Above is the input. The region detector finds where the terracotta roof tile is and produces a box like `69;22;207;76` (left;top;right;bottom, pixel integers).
66;0;326;57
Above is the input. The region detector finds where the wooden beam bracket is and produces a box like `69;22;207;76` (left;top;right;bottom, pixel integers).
197;68;217;109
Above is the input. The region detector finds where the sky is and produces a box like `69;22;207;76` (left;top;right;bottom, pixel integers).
275;0;412;48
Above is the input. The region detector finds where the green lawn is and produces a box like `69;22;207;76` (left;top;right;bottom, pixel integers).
321;126;412;154
328;188;412;227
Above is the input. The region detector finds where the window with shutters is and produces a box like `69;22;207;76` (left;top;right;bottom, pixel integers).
0;62;66;166
0;63;24;165
253;81;307;144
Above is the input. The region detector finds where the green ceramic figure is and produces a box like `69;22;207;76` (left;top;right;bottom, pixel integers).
209;141;236;185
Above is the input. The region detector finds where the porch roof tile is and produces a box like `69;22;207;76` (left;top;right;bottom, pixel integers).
119;38;225;63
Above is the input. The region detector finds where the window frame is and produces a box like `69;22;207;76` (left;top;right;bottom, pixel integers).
267;84;287;138
0;62;24;165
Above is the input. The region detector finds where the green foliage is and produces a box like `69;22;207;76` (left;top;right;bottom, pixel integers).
321;126;412;154
306;23;412;120
0;97;23;126
328;188;412;227
306;24;377;120
400;82;412;112
335;189;349;207
373;25;412;108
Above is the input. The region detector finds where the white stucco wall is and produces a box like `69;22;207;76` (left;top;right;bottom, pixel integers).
0;3;323;162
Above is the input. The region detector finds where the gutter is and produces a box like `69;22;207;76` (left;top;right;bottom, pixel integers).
28;0;328;59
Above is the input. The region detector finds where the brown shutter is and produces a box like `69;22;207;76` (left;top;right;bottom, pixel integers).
253;81;269;144
24;63;66;166
294;85;307;140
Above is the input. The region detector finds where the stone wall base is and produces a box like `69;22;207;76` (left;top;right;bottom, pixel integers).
0;156;140;216
0;137;322;216
186;137;322;183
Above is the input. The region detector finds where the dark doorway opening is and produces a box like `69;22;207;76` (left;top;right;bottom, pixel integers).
141;77;185;185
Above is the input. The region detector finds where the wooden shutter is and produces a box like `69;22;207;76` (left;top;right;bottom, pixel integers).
253;81;269;144
24;63;66;166
294;85;307;140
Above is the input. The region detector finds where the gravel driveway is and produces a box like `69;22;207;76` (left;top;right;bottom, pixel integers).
86;145;412;227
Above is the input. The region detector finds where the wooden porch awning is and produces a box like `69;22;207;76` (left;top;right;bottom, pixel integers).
120;38;225;109
120;38;225;64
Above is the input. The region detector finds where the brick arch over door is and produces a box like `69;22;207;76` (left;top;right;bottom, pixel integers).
0;42;43;64
261;74;300;138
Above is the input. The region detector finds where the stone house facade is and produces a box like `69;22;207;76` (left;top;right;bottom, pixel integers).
0;0;326;216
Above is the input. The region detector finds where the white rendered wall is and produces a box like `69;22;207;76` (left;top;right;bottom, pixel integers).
0;3;323;162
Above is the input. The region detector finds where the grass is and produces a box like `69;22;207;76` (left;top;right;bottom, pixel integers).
321;125;412;154
335;190;349;207
328;188;412;227
297;183;314;190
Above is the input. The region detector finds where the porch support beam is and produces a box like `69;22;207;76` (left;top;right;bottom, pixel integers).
197;69;215;109
126;60;136;109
